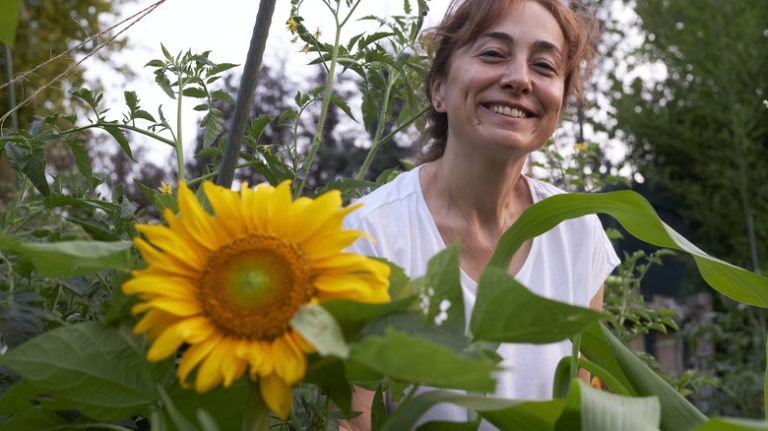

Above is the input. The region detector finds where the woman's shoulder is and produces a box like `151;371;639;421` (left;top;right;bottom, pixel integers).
345;167;423;229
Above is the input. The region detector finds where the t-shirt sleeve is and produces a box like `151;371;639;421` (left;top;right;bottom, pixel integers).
588;217;621;302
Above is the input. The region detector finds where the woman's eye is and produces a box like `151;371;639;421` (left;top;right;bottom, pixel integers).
479;50;504;59
534;62;558;74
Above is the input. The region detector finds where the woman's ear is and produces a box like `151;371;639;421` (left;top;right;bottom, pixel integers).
431;79;446;112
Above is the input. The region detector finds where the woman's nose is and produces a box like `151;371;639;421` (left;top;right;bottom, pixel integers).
499;57;532;94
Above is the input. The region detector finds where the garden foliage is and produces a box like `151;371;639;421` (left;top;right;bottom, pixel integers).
0;0;767;430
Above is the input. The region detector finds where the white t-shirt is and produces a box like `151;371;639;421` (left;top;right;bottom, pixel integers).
343;166;620;427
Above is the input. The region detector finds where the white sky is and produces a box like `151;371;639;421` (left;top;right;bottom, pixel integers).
84;0;641;172
87;0;452;165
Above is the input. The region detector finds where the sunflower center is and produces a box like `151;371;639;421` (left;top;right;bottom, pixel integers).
198;234;314;341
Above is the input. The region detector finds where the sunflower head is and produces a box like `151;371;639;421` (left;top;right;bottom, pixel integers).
123;180;389;418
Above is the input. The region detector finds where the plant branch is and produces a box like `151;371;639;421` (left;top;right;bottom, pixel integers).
62;123;176;147
216;0;277;188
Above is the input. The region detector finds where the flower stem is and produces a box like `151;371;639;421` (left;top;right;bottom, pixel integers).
175;71;186;181
293;2;343;198
244;380;271;431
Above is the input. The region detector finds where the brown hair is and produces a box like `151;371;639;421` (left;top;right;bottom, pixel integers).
422;0;599;161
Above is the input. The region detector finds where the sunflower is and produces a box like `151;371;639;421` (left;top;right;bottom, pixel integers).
123;181;389;418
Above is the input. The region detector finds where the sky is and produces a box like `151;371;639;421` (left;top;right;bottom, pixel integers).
87;0;452;165
84;0;641;172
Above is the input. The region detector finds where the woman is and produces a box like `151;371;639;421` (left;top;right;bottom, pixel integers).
343;0;619;428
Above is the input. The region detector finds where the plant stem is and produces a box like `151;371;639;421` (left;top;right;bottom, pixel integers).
244;380;271;431
188;160;263;186
217;0;277;189
61;123;176;147
293;2;342;198
175;71;186;181
570;333;581;383
355;69;396;181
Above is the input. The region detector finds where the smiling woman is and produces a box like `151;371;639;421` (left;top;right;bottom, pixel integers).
341;0;612;430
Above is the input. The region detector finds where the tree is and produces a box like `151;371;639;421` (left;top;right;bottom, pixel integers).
609;0;768;273
0;0;131;200
608;0;768;418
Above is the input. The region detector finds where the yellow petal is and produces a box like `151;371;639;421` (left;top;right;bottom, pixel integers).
176;316;215;343
194;345;227;393
122;275;197;300
271;336;306;385
133;310;178;338
266;181;293;237
285;191;341;243
301;230;365;260
133;238;197;277
314;273;390;303
136;224;207;268
177;182;222;251
243;182;274;233
289;331;315;354
147;319;190;361
178;333;222;384
260;373;293;420
203;182;247;238
134;297;202;317
220;339;247;387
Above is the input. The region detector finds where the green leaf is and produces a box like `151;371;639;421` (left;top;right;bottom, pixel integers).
581;323;707;431
67;139;94;180
329;92;357;122
165;379;248;431
321;297;416;340
417;244;465;331
103;125;135;161
292;304;350;359
0;0;21;47
0;322;161;421
136;180;178;215
470;268;605;343
0;291;52;348
489;191;768;308
182;86;208;98
382;390;561;431
4;140;49;196
0;405;70;430
146;59;165;68
694;418;768;430
206;62;239;77
350;327;498;392
372;385;387;431
124;90;139;111
554;380;660;431
304;358;353;417
0;233;132;276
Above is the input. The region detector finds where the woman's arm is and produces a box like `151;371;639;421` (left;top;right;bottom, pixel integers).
339;387;376;431
579;284;606;383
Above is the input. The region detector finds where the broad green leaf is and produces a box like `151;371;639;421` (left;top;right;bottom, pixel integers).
351;327;498;392
554;379;660;431
418;244;465;331
0;234;132;276
0;322;161;421
585;323;707;431
0;0;21;47
0;380;44;415
579;322;636;396
470;268;604;343
382;390;562;431
694;418;768;430
304;358;353;417
321;296;416;340
0;406;69;430
489;191;768;308
292;304;350;359
165;379;248;431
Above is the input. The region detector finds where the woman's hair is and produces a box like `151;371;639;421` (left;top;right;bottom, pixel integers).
422;0;599;161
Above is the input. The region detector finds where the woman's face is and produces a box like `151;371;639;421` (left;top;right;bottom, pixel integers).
432;1;566;158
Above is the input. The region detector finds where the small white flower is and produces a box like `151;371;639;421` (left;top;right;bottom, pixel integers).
439;299;451;311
